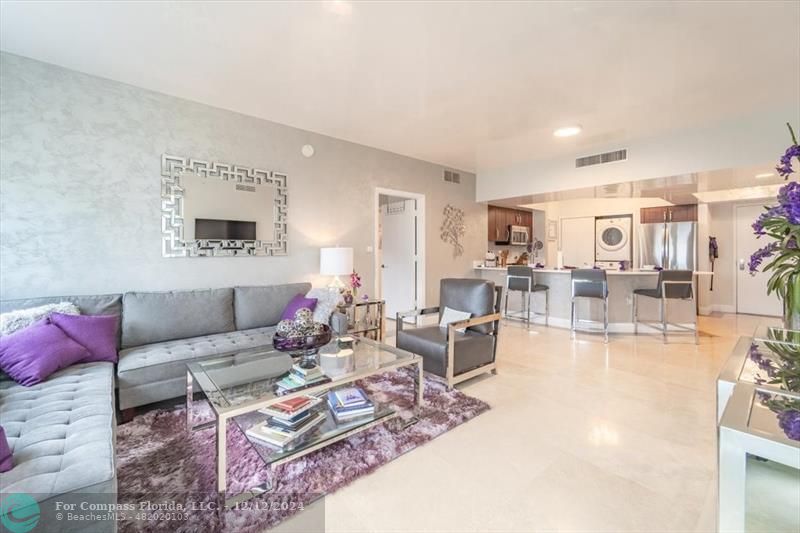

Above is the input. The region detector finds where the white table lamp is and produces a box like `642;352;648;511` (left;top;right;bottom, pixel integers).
320;247;353;289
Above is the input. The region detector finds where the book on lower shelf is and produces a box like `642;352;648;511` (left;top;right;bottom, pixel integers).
327;387;375;422
258;395;322;421
276;364;331;394
246;411;326;449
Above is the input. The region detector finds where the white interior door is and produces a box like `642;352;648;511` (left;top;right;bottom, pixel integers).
736;204;782;316
560;216;596;267
380;198;417;320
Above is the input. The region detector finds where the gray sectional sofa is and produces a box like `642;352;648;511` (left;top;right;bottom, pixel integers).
0;282;343;528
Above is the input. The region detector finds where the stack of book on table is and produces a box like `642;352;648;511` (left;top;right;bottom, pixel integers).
246;395;325;449
327;387;375;423
276;363;330;394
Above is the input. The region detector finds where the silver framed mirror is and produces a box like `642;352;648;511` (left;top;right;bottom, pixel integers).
161;154;288;257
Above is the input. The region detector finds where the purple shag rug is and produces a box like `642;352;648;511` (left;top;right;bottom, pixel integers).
116;368;489;532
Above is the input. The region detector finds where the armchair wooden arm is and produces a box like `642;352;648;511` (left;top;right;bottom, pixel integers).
446;312;501;385
446;312;502;335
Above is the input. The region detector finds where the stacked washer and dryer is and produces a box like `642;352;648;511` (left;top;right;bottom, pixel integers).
595;214;633;269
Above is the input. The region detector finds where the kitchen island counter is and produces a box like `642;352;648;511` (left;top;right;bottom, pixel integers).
475;266;712;276
474;266;709;331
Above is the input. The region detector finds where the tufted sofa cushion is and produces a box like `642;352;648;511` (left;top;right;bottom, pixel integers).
121;288;235;349
117;326;276;410
0;362;116;499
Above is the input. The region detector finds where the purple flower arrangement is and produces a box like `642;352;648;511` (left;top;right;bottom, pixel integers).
749;329;800;441
748;123;800;329
777;143;800;179
350;270;362;290
749;343;778;378
777;409;800;441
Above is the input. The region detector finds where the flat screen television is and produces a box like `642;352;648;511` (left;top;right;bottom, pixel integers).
195;218;256;240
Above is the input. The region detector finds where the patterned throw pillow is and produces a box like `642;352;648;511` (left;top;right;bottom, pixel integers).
0;302;80;336
306;288;343;324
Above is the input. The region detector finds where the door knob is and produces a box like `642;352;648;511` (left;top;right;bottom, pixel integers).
738;259;745;271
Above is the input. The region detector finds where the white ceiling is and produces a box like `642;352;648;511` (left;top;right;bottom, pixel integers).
1;1;798;173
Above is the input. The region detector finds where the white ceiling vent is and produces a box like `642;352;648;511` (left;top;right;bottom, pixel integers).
575;149;627;168
443;170;461;184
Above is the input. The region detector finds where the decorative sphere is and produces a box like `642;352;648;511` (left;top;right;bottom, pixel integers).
277;320;294;335
286;325;304;338
294;308;313;321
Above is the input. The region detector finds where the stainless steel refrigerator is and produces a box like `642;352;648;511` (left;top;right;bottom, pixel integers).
638;220;696;270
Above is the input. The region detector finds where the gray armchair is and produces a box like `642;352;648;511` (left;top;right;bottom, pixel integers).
396;279;502;388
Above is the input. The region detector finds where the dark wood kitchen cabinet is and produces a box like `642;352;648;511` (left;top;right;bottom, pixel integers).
640;204;697;224
487;205;533;242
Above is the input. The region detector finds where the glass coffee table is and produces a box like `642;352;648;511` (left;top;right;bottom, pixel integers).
185;335;424;509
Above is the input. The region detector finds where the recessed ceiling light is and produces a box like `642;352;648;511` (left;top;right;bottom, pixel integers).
554;126;582;137
755;172;774;179
325;1;352;15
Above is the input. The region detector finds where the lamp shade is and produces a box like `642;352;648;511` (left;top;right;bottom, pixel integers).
320;247;353;276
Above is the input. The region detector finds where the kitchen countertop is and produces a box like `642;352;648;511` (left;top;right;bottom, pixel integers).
474;266;713;275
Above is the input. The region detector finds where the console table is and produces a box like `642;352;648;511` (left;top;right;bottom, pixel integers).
337;299;385;341
716;326;800;532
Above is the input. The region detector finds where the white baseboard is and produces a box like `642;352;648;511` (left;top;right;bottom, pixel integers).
707;304;736;314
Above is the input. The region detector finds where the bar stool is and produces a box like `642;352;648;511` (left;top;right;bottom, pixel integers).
633;270;697;344
504;266;549;326
570;269;609;343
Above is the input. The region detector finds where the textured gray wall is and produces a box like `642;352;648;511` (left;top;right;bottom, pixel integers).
0;53;485;305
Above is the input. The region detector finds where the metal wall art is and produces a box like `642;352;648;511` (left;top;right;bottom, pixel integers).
161;154;288;257
440;204;466;257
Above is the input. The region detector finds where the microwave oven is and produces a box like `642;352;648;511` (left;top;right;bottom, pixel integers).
509;225;529;246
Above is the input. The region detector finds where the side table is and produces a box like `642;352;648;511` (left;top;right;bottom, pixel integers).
337;299;385;341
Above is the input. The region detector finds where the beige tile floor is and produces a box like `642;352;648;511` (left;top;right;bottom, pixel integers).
279;313;786;532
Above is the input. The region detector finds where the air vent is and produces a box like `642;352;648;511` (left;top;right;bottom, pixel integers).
443;170;461;184
575;149;627;168
236;184;256;192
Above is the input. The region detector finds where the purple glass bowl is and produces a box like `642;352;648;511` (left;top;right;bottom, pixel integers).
272;325;333;355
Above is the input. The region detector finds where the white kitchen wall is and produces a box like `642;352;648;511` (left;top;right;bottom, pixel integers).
526;197;673;267
0;53;485;304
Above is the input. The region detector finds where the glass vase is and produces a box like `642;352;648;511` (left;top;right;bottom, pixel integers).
783;275;800;331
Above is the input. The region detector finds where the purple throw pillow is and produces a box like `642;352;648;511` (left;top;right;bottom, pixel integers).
50;312;119;363
281;294;318;321
0;426;11;473
0;319;90;386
